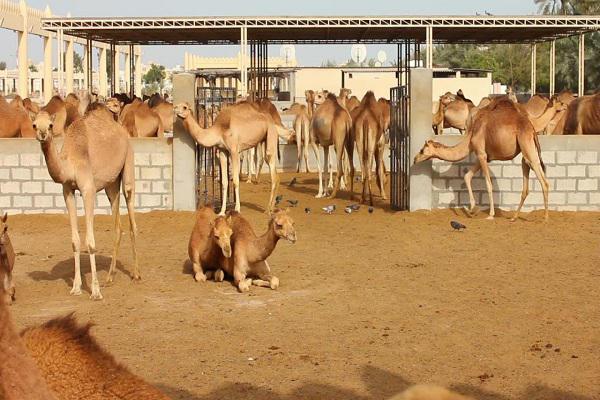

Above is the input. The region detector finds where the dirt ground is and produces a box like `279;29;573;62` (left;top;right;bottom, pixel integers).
6;172;600;400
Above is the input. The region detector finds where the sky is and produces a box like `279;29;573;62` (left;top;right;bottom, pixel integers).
0;0;539;68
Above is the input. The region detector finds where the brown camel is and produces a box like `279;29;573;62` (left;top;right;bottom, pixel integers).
64;93;83;126
217;209;296;292
415;97;550;221
526;99;568;133
21;315;171;399
174;102;291;214
0;263;58;399
434;91;474;134
188;206;233;282
0;213;16;305
312;91;352;198
32;107;140;300
337;88;352;109
546;90;577;134
282;103;313;172
350;91;387;205
118;98;164;138
523;94;550;118
390;385;474;400
346;95;361;113
0;95;36;138
563;93;600;135
40;96;69;136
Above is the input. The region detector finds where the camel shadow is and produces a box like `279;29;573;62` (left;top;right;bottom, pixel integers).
28;255;128;294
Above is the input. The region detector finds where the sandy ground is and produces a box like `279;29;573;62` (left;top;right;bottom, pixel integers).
6;172;600;400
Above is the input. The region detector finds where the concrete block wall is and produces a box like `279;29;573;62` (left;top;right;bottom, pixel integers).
0;138;172;215
431;135;600;212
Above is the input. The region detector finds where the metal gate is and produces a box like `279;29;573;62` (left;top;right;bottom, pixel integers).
195;85;237;209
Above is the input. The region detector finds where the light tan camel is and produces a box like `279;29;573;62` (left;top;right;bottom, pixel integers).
546;90;577;134
523;94;550;118
40;96;68;136
0;213;16;305
563;93;600;135
0;266;58;400
312;91;352;198
338;88;352;108
33;107;140;300
0;95;36;138
118;98;164;138
282;103;313;172
64;93;83;126
217;209;296;292
188;206;233;282
526;99;568;133
415;97;550;221
21;315;171;399
174;102;291;215
305;89;316;119
433;92;474;134
251;98;286;180
350;91;387;205
346;95;361;113
389;385;474;400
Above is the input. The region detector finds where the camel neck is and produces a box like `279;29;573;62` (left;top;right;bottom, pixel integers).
432;135;471;162
530;106;558;133
250;223;280;263
40;139;65;184
183;117;224;148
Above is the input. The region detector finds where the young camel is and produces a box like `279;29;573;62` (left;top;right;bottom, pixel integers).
33;107;140;300
217;209;296;292
20;315;171;399
282;103;313;173
0;213;16;305
415;97;550;221
188;206;233;282
174;102;292;215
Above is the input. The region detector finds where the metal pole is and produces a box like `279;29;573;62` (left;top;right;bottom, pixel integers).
549;40;556;97
425;26;433;69
578;34;585;97
531;43;537;95
129;44;135;98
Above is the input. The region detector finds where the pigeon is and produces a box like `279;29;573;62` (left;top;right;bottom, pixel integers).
275;195;283;205
348;204;360;211
344;206;353;214
287;199;299;207
322;205;336;214
304;207;311;214
450;221;466;231
368;207;374;214
289;177;297;187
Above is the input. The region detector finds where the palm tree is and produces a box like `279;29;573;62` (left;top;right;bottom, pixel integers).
534;0;599;15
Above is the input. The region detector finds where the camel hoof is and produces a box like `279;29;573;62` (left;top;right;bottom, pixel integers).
214;269;225;282
70;287;82;296
194;272;207;282
90;292;103;301
486;215;495;220
131;273;142;281
270;277;280;290
238;283;251;293
315;193;325;198
104;276;114;286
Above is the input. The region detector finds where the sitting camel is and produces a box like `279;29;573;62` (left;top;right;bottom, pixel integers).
0;95;36;138
415;97;550;221
188;206;233;282
174;102;292;215
33;106;140;300
282;103;313;173
217;209;296;292
0;213;16;305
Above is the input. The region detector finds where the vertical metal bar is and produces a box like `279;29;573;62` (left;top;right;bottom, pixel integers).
531;43;537;95
129;44;135;98
550;40;556;97
578;33;585;97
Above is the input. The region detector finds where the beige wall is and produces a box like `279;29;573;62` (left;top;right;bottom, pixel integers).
432;75;492;105
294;68;341;99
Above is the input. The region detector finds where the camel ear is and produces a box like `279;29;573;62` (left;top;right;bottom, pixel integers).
28;110;37;122
1;213;7;224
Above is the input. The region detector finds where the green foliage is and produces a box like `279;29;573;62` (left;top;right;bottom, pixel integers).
143;63;166;85
28;64;38;72
0;61;6;70
74;53;84;73
321;59;338;67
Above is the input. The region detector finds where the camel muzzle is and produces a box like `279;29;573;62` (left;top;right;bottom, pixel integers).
222;245;232;258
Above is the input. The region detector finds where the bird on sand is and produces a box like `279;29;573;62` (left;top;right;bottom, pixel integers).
368;207;374;214
275;195;283;205
322;205;336;214
289;177;297;187
287;199;299;207
304;207;311;214
450;221;466;231
348;204;360;211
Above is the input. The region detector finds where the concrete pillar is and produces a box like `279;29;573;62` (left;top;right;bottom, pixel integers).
578;34;585;97
17;0;28;97
172;73;197;211
550;40;556;97
409;68;433;211
113;46;120;93
530;43;537;95
65;38;74;94
43;35;53;102
135;51;142;97
125;49;131;94
99;47;108;97
184;52;190;70
425;26;433;69
240;26;248;97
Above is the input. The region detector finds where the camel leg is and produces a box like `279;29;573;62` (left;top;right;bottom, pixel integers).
81;190;102;300
231;151;242;213
233;264;251;293
521;143;550;221
218;151;229;215
214;269;225;282
477;154;495;219
122;146;141;280
329;138;346;199
245;148;255;184
323;146;331;192
251;260;279;290
265;153;280;214
255;142;265;183
463;159;482;215
64;187;82;296
295;119;302;173
303;123;312;173
105;181;122;285
346;134;356;200
339;148;349;190
313;143;325;198
366;148;376;206
376;144;388;200
191;251;207;282
511;159;531;222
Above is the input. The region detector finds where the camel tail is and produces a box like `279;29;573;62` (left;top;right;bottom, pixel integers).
534;134;546;173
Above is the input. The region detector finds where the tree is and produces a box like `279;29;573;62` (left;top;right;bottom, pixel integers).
0;61;6;70
321;59;338;67
29;64;38;72
74;53;84;73
143;63;166;85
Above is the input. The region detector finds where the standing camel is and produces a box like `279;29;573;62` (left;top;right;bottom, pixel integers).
282;103;313;173
32;107;140;300
305;90;316;119
415;97;550;221
433;91;474;134
563;93;600;134
311;92;352;198
174;102;292;214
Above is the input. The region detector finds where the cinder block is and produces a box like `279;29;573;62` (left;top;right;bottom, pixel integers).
435;163;460;177
577;151;597;164
135;181;151;193
22;181;42;194
11;168;31;180
151;152;171;166
556;179;576;191
448;179;464;190
33;167;50;180
54;196;66;208
567;165;586;177
496;178;512;191
163;195;172;209
502;192;522;205
527;192;544;205
540;151;555;165
34;196;54;208
556;151;577;164
141;168;161;180
567;192;587;205
470;178;486;191
578;205;600;211
432;179;447;190
546;165;566;178
96;196;110;208
588;166;600;177
44;209;64;214
437;191;457;204
503;165;522;178
577;179;598;191
589;192;600;204
13;196;32;208
95;209;110;215
134;153;151;166
0;196;10;208
459;191;477;206
20;154;41;166
559;205;579;212
549;192;566;205
0;168;9;180
1;182;20;194
152;181;170;193
0;154;19;167
44;182;62;194
162;167;172;180
25;210;45;215
140;194;161;207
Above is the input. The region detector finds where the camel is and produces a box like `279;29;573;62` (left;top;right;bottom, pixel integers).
0;265;58;399
415;97;550;221
350;91;387;205
151;99;174;133
523;94;550;118
20;315;171;399
33;107;140;300
346;95;361;113
174;102;292;215
526;99;568;133
64;93;83;126
118;98;164;138
0;95;36;138
563;93;600;135
188;206;233;282
0;213;16;305
433;91;474;134
40;96;69;136
282;103;313;173
305;89;316;119
390;385;474;400
311;91;352;198
217;209;296;292
546;90;577;134
337;88;352;109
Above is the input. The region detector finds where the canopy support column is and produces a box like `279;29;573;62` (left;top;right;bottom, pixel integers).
425;26;433;69
530;43;537;95
240;26;248;98
578;33;585;97
549;40;556;97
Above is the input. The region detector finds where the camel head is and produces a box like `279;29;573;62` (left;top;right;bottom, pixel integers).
0;213;16;304
32;111;56;142
212;216;233;258
439;92;456;106
314;90;330;105
413;139;440;164
174;102;194;119
105;98;122;115
305;90;315;102
339;88;352;98
270;209;297;244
